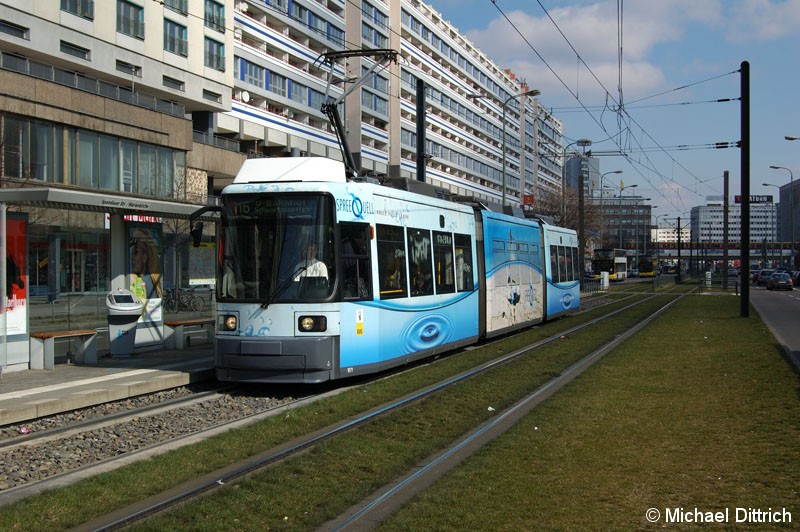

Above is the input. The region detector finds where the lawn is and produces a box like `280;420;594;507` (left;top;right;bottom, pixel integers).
381;296;800;530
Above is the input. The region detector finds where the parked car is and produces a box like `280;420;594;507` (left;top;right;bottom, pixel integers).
756;269;774;286
727;267;738;277
751;269;761;283
766;272;793;291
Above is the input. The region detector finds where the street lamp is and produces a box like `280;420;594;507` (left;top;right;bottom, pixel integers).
599;170;622;247
769;165;794;268
782;134;799;266
612;182;638;249
654;213;668;267
470;88;541;205
561;138;592;220
634;198;651;259
763;182;780;266
574;138;594;277
644;205;657;255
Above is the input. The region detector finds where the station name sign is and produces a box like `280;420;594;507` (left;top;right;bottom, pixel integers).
734;195;773;204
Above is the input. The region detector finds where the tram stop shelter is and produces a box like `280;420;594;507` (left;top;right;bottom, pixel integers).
0;187;216;373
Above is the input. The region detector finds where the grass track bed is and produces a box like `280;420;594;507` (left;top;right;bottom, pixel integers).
381;296;800;530
6;288;790;531
129;295;677;530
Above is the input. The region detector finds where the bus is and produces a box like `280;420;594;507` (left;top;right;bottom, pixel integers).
592;249;627;281
637;254;658;277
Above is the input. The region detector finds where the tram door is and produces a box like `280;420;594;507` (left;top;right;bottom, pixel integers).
61;249;85;293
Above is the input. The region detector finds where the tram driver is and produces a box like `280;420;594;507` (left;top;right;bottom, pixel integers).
294;242;328;280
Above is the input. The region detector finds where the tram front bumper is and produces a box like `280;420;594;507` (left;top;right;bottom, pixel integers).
215;336;338;384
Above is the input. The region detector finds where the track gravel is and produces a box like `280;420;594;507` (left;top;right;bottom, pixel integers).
0;386;297;491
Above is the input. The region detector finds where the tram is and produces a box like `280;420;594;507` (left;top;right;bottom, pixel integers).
194;157;580;383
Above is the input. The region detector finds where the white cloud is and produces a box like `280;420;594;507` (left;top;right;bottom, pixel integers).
724;0;800;42
460;0;734;103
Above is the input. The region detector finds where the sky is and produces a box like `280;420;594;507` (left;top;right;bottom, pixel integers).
429;0;800;222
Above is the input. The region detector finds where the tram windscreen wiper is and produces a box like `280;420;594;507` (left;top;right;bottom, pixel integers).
260;266;306;309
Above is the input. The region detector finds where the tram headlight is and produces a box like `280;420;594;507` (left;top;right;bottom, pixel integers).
298;315;327;332
219;314;238;332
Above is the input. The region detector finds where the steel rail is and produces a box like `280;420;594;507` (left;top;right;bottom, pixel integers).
326;288;690;530
0;386;234;451
77;289;687;532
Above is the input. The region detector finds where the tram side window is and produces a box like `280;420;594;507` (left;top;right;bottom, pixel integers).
433;231;455;294
561;246;570;281
552;245;577;283
570;246;579;280
341;222;372;300
408;227;434;297
455;234;474;292
377;224;407;299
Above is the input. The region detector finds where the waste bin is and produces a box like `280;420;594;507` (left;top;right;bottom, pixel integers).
107;288;144;357
600;271;610;290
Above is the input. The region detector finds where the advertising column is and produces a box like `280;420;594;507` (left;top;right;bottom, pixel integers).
128;220;164;347
2;212;29;371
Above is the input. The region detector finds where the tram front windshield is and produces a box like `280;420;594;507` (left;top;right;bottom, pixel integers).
218;193;335;303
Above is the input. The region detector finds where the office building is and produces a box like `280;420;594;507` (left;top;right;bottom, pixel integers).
690;195;781;266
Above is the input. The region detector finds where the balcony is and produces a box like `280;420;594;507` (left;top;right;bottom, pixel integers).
1;51;185;117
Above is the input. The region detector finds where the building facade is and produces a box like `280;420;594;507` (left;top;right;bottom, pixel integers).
590;194;653;254
771;180;799;268
225;0;562;205
652;226;691;246
0;0;250;370
690;196;784;267
690;196;776;244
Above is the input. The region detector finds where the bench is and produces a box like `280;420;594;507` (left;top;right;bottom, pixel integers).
165;318;215;350
30;329;98;370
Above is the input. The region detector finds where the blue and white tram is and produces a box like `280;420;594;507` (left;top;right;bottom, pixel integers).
207;157;578;384
479;209;546;337
542;223;581;318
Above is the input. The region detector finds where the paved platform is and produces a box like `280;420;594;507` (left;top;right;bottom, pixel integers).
0;345;215;427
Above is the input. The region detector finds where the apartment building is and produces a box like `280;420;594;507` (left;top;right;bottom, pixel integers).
0;0;244;369
224;0;561;205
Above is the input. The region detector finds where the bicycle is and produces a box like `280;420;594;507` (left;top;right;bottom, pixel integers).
163;288;204;313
